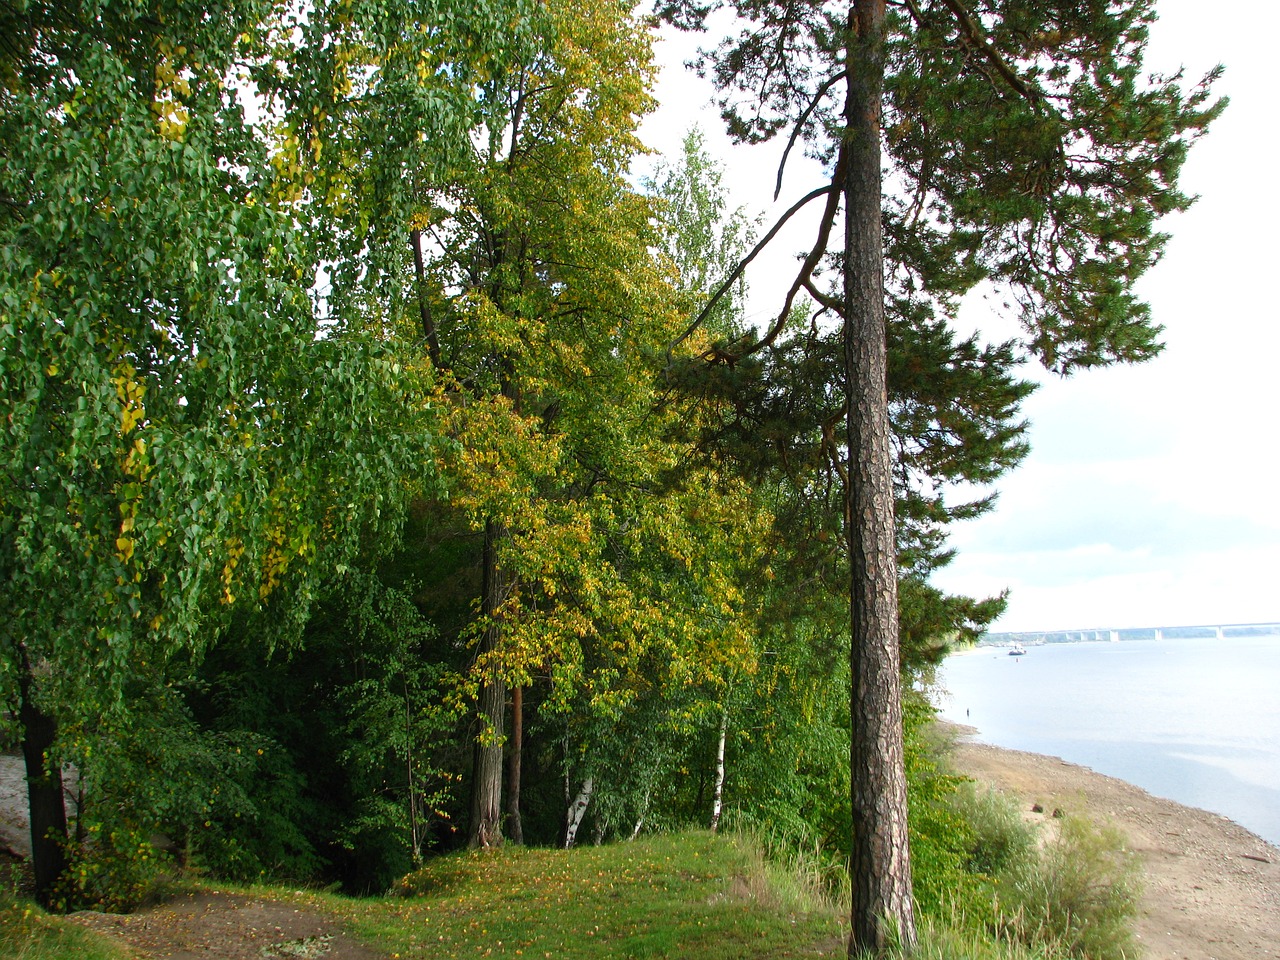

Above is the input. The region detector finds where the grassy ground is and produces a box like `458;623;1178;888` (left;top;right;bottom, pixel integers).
342;831;845;959
0;831;845;960
0;897;131;960
0;824;1123;960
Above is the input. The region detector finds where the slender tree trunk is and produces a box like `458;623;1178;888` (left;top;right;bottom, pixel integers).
468;519;508;849
630;790;650;841
842;2;916;953
410;228;441;368
506;684;524;844
17;657;69;909
403;675;422;865
709;702;729;833
563;777;593;848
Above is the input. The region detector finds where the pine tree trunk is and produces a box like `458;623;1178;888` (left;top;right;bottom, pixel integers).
842;2;917;953
468;519;507;849
18;660;68;909
506;684;524;844
563;777;593;848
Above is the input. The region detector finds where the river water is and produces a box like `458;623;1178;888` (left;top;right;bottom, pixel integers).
932;634;1280;847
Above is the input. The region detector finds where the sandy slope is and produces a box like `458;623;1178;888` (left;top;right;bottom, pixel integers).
942;723;1280;960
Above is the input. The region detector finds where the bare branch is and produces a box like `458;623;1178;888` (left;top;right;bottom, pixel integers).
745;147;848;357
665;179;839;360
775;70;847;201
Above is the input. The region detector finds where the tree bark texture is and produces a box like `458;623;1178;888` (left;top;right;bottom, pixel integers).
563;777;593;848
842;2;917;953
709;702;729;833
468;518;508;849
506;684;524;844
18;660;69;909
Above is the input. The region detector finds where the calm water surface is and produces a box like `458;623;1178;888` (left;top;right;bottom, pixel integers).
933;635;1280;847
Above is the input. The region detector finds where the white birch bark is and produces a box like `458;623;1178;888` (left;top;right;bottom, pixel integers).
709;703;729;833
630;789;650;841
563;776;594;848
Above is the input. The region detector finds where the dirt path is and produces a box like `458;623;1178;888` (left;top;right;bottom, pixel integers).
66;890;386;960
944;724;1280;960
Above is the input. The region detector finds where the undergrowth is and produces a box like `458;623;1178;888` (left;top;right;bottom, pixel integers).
0;893;130;960
0;780;1139;960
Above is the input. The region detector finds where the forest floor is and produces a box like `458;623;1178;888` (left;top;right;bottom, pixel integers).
11;735;1280;959
64;889;386;960
943;722;1280;960
57;832;843;960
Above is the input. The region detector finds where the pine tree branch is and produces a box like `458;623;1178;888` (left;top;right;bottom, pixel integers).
665;179;839;361
933;0;1041;105
775;70;847;201
746;148;848;357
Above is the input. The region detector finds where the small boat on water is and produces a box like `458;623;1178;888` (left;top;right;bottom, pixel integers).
1008;643;1027;656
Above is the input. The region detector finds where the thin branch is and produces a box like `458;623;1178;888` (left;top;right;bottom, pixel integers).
802;276;842;314
745;147;848;357
665;180;839;360
936;0;1041;105
410;228;441;368
892;0;928;31
775;70;847;201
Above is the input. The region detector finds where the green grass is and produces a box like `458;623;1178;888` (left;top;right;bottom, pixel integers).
340;830;846;959
0;823;1136;960
859;915;1070;960
0;894;131;960
0;832;845;960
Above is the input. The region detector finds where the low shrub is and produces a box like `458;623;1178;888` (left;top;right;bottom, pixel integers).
950;782;1036;878
994;814;1141;960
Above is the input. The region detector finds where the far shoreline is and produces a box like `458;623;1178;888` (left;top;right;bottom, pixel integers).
936;719;1280;960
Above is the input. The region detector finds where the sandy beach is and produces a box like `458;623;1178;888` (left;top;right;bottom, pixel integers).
941;722;1280;959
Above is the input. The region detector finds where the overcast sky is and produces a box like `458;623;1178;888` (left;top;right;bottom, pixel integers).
637;1;1280;633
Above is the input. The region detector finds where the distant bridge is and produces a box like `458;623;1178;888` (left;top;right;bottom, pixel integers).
983;622;1280;644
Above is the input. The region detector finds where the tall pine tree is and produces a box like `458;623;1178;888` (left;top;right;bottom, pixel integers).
656;0;1222;951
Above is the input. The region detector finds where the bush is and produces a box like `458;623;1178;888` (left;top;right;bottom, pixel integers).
908;711;1141;959
904;698;1000;927
49;822;164;914
994;814;1141;960
950;782;1036;878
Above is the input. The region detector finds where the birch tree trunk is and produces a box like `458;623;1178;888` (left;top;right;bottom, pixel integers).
630;790;650;841
563;777;594;848
842;2;916;953
709;703;729;833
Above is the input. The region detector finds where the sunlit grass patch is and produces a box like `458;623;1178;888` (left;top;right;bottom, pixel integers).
343;830;844;959
0;892;131;960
